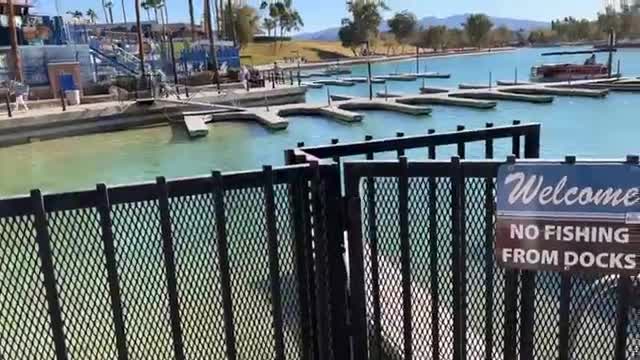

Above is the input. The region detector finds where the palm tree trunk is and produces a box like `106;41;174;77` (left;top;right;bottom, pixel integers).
101;1;108;24
134;0;146;78
7;0;22;82
109;8;114;24
188;0;196;41
214;0;222;39
121;0;128;24
227;0;236;45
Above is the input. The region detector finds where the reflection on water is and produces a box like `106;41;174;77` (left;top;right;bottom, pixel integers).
2;48;640;196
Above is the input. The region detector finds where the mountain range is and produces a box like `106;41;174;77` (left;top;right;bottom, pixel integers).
295;14;550;41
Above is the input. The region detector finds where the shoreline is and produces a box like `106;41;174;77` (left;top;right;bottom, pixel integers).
254;47;518;71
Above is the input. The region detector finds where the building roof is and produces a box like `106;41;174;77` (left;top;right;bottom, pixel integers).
0;0;33;6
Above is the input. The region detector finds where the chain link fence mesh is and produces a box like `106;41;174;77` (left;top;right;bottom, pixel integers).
0;215;56;360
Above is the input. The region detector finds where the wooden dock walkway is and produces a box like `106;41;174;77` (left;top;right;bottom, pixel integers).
450;90;555;103
398;94;498;109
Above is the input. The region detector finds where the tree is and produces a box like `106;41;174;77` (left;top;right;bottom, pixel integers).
187;0;196;41
263;18;276;36
464;13;493;46
387;10;417;47
234;5;260;48
598;6;621;35
86;9;99;24
141;1;152;21
121;0;127;24
490;26;513;46
339;0;387;55
66;10;84;23
415;25;448;51
278;0;304;38
104;1;114;24
447;28;467;48
260;0;303;44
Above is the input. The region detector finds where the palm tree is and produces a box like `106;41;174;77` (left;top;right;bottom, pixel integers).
86;9;99;24
187;0;196;41
263;18;276;37
141;1;152;21
101;0;109;23
66;10;84;23
104;1;115;24
121;0;128;24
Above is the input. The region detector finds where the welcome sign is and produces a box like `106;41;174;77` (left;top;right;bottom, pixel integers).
496;163;640;275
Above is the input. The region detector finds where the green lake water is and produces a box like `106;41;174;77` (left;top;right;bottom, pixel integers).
2;47;640;196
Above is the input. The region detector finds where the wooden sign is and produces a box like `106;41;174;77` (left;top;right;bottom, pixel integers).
496;163;640;275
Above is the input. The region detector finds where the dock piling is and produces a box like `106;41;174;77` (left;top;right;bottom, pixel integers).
368;61;373;100
59;89;66;112
5;92;12;118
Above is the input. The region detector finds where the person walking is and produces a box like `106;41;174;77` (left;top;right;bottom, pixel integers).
12;80;29;112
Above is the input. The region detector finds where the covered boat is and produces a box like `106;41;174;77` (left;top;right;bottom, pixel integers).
530;47;618;83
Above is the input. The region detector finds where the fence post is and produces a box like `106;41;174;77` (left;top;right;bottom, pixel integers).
558;156;575;360
518;120;537;360
5;91;12;118
398;156;413;360
365;135;383;359
288;168;313;360
396;132;405;157
344;163;369;360
59;88;66;111
262;166;287;360
156;177;186;360
31;189;69;360
96;184;129;360
502;155;518;360
451;156;466;360
456;125;466;158
426;128;440;360
483;144;496;360
325;163;350;360
211;171;238;360
309;161;332;360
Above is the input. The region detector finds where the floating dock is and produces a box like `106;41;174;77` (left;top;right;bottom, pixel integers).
376;91;404;98
313;79;356;87
374;74;417;82
398;94;498;109
405;72;451;79
450;90;555;104
458;83;492;90
302;82;324;89
497;80;532;86
338;98;432;115
183;114;210;137
420;87;451;94
342;77;369;83
504;86;608;98
210;110;290;129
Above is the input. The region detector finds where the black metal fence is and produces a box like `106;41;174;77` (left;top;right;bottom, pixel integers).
5;122;634;360
342;157;640;360
0;163;342;360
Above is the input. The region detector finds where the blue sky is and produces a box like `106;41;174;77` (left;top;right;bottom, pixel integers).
36;0;603;32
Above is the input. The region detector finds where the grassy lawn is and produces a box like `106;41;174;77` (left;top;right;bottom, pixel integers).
240;40;356;65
